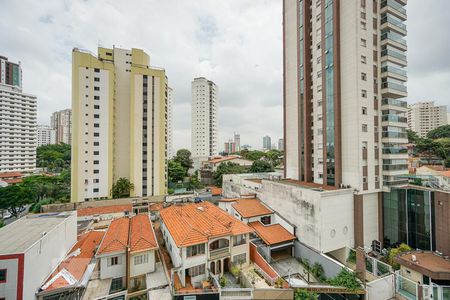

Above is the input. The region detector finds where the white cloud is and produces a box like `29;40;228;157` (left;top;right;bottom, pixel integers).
0;0;447;154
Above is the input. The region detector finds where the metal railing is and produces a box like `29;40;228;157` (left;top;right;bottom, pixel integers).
395;270;418;300
209;247;230;260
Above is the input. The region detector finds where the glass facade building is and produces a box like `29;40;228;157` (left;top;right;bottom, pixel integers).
383;187;436;251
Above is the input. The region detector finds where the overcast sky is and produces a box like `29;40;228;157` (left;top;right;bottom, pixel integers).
0;0;449;152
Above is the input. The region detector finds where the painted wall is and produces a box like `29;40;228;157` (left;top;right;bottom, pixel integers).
130;250;155;277
99;253;126;280
0;256;19;300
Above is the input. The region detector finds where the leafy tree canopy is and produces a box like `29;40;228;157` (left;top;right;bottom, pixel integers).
294;289;319;300
213;162;246;187
388;243;411;270
168;160;186;183
249;160;274;173
427;125;450;140
241;150;266;161
173;149;193;172
406;129;419;143
111;177;134;199
37;143;71;172
327;268;361;291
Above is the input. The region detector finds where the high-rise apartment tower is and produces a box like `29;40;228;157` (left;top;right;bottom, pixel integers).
71;47;168;202
191;77;218;158
284;0;408;190
51;109;72;144
407;101;448;138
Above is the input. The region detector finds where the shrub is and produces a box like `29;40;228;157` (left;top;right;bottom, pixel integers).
219;275;227;287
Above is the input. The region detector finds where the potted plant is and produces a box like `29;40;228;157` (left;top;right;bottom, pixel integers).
219;275;228;287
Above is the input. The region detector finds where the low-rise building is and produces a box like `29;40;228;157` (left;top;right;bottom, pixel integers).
37;230;104;299
93;214;159;298
218;197;296;262
0;172;23;186
0;212;77;300
159;202;253;289
200;156;253;185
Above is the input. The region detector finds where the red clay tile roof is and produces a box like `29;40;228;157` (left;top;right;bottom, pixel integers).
77;204;132;217
41;231;104;291
130;214;158;253
3;178;22;184
232;198;273;218
218;198;239;203
97;217;130;255
207;155;240;164
160;202;253;247
0;172;22;178
441;171;450;178
210;186;223;196
149;203;164;212
248;221;296;246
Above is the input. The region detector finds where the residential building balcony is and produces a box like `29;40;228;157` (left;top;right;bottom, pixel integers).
381;98;408;111
381;65;407;82
381;13;407;35
209;247;230;260
381;0;407;21
381;114;408;127
381;82;407;98
381;31;407;52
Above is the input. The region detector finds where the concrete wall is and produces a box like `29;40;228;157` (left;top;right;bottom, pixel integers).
99;253;126;280
0;256;19;300
366;274;395;300
23;213;77;300
294;241;344;279
130;250;155;277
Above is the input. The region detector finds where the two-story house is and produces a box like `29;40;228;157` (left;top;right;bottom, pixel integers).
218;197;296;262
159;202;253;289
95;214;159;297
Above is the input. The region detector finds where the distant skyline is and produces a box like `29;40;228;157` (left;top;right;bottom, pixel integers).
0;0;449;151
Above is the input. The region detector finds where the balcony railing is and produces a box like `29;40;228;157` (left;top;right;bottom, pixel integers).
382;131;407;139
381;65;407;77
381;98;407;107
381;82;407;93
209;247;230;260
381;13;407;31
381;115;407;123
381;0;406;16
381;32;407;46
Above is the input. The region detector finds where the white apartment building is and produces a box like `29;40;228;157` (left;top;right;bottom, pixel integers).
160;202;252;289
50;108;72;144
407;101;448;137
37;125;56;147
0;212;77;300
167;87;174;158
191;77;218;159
0;83;37;173
71;47;168;202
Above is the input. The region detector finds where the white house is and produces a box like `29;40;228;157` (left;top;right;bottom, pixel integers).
159;202;253;290
95;214;159;297
0;212;77;300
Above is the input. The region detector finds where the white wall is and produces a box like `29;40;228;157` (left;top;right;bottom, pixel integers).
363;192;379;246
130;250;155;277
99;253;126;280
23;213;77;300
160;220;182;268
0;258;19;300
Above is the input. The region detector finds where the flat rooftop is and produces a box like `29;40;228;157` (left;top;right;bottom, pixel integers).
397;251;450;280
0;212;74;255
281;179;340;191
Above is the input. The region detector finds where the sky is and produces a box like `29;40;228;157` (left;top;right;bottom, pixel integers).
0;0;449;152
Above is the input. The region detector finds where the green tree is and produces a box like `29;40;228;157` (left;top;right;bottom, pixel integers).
189;171;203;190
294;289;319;300
406;129;419;143
0;185;33;217
111;177;134;199
249;160;274;173
241;150;265;161
264;149;283;167
388;243;411;270
37;143;71;172
427;125;450;140
173;149;193;173
168;160;186;183
416;138;445;164
213;162;246;187
327;268;361;291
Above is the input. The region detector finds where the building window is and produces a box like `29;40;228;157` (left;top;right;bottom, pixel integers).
94;96;100;100
361;11;366;20
187;264;206;277
261;215;271;225
361;90;367;98
94;77;100;82
361;38;367;47
110;277;123;293
362;107;367;115
0;269;6;282
93;188;99;193
134;254;149;265
233;234;247;246
363;177;368;183
361;21;366;30
108;256;121;266
361;73;367;81
94;68;100;73
93;169;99;174
186;243;205;257
94;87;100;91
362;124;368;132
361;55;367;64
233;253;247;265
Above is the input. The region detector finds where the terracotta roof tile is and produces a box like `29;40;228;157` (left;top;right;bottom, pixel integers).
0;172;22;178
441;171;450;178
77;204;132;217
42;230;104;291
208;155;240;164
248;221;296;246
232;198;273;218
130;214;158;253
210;186;223;196
97;217;130;255
160;202;253;247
